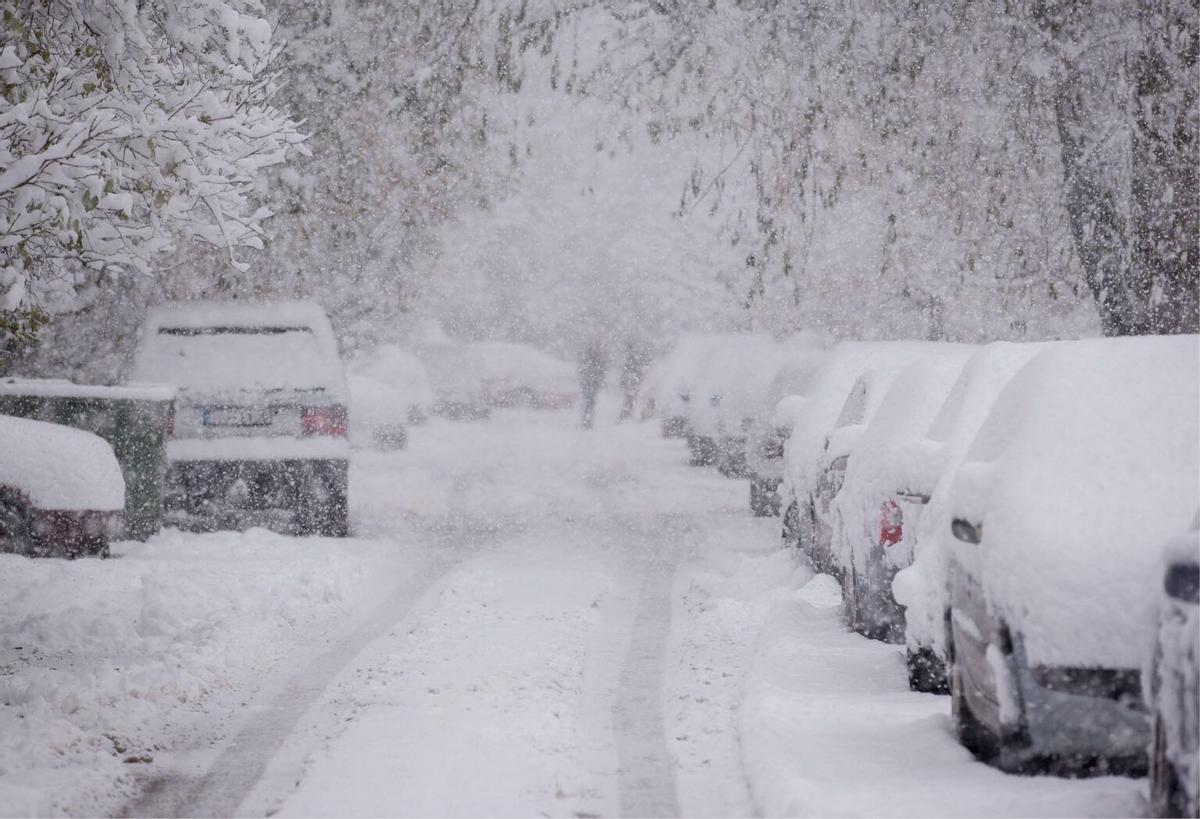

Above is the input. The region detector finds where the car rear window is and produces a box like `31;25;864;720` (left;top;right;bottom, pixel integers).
136;324;340;395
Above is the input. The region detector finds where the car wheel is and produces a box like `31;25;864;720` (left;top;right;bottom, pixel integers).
749;476;776;517
782;500;801;549
1151;712;1188;818
0;493;34;556
906;646;950;694
949;632;999;762
843;564;860;631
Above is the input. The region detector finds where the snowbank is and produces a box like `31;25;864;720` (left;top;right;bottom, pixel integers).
947;335;1199;668
0;415;124;511
0;528;403;817
733;568;1144;817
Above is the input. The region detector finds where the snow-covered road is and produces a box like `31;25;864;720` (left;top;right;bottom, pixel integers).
2;402;1145;817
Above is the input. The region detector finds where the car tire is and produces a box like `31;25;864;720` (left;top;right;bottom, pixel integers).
782;500;801;549
906;646;950;694
0;492;34;556
843;564;860;631
1151;713;1189;818
749;475;780;517
951;662;998;762
295;469;349;538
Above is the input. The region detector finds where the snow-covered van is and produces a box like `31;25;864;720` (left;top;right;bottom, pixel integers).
945;335;1199;775
131;300;350;536
0;415;125;557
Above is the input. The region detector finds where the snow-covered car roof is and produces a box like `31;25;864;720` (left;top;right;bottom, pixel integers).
688;336;828;436
947;334;1199;669
350;344;435;407
131;300;345;398
0;415;125;511
470;341;575;391
647;332;749;414
783;341;954;499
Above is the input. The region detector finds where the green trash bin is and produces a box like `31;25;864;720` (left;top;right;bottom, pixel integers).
0;378;176;541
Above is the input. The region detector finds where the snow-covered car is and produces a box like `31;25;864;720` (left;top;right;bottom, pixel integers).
348;345;435;450
945;335;1199;776
890;342;1049;693
131;300;350;536
1148;517;1199;818
688;334;827;481
830;350;973;643
0;415;125;557
685;335;788;476
780;341;948;575
471;341;578;410
645;332;745;439
745;357;826;516
416;341;493;421
348;372;408;451
351;344;434;426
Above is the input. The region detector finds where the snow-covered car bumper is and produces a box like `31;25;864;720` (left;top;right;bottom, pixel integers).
1011;659;1150;774
164;437;348;532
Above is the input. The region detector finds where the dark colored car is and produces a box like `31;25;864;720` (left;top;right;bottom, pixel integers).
131;300;350;537
0;415;125;558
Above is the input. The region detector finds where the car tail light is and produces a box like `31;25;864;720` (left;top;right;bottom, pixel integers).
165;404;176;439
302;405;347;437
879;499;903;547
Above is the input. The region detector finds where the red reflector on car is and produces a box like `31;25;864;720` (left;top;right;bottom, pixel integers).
879;499;903;547
301;405;347;438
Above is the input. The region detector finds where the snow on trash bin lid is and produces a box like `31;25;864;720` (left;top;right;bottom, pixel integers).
0;415;125;511
0;377;175;401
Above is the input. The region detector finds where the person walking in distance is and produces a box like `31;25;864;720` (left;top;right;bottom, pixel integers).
618;337;651;422
578;338;608;429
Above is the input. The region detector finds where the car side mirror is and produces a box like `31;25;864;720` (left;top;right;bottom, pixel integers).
951;518;982;544
1164;562;1200;604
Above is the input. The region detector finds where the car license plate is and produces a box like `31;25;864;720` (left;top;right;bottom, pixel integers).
203;405;273;427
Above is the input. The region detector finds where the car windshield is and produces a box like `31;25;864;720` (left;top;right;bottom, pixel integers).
135;325;337;395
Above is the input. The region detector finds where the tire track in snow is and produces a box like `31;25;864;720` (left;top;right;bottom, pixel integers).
120;518;514;819
613;554;682;818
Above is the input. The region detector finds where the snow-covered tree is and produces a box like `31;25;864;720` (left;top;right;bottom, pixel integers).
0;0;304;361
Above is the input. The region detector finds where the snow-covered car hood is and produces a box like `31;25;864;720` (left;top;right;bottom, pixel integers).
0;415;124;511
